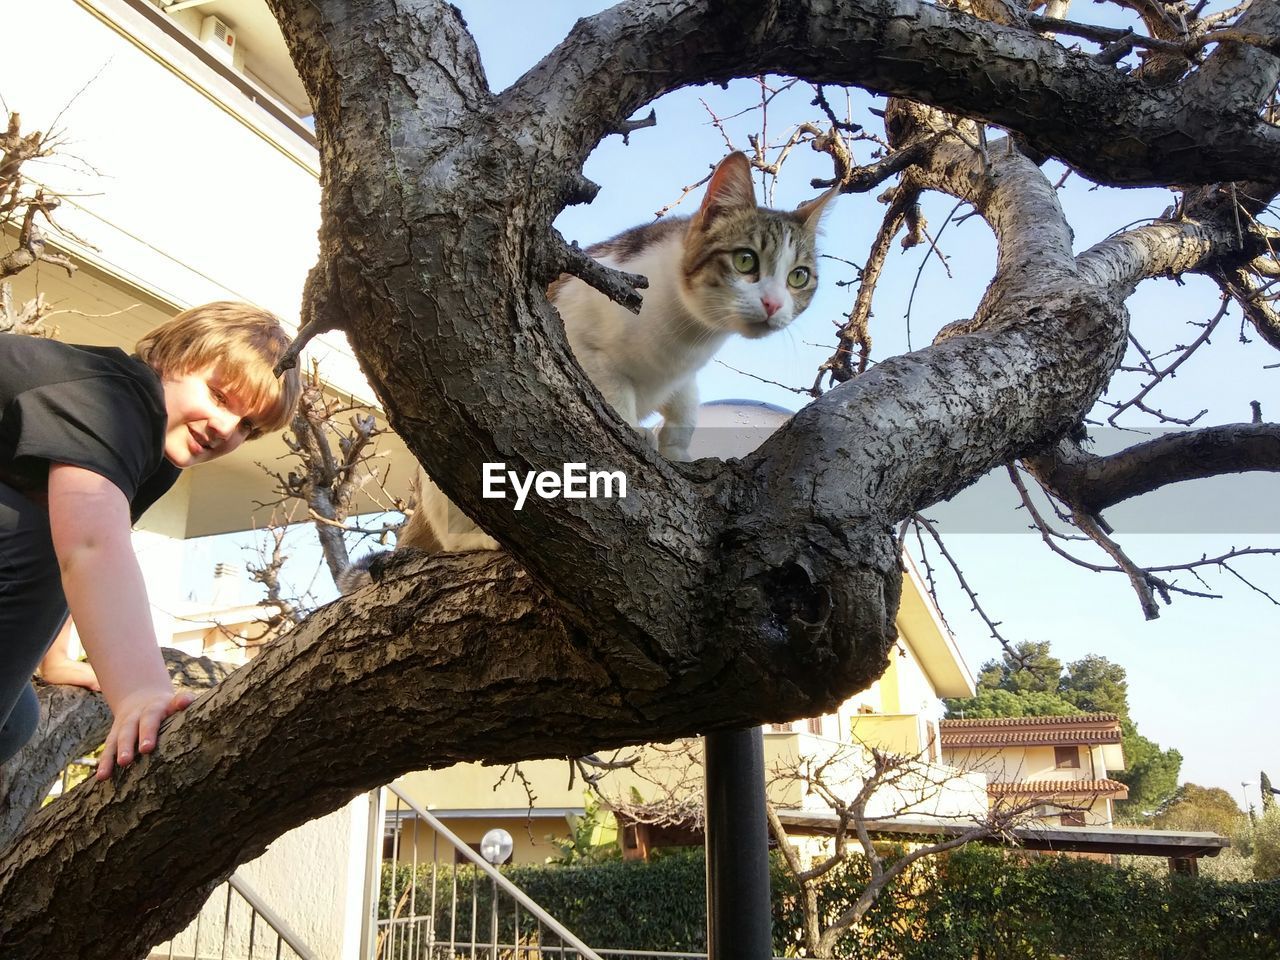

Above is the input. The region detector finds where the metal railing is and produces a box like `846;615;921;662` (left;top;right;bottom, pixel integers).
149;872;319;960
376;784;603;960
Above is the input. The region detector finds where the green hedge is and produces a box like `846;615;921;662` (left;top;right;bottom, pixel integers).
379;847;1280;959
379;850;710;955
904;848;1280;960
508;850;709;949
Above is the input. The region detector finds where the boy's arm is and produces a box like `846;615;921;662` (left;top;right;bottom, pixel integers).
47;464;194;780
37;617;101;691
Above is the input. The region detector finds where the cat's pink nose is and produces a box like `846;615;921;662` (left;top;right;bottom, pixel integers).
761;295;782;318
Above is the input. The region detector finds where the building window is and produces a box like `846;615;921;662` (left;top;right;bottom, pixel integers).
1054;746;1081;769
1060;811;1086;827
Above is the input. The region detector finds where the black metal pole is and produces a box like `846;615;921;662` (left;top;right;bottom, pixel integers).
704;726;772;959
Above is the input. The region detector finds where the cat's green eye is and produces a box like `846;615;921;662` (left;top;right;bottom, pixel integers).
732;249;758;274
788;266;811;288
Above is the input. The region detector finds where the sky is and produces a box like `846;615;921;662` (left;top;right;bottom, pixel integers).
185;1;1277;809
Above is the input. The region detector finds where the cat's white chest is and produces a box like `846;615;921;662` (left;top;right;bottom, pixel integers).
558;239;725;421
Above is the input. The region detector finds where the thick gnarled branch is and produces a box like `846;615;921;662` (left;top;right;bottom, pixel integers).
513;0;1280;188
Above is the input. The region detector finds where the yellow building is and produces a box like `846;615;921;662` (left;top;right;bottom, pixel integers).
940;713;1128;827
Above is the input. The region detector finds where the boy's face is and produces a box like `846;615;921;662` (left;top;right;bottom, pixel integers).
161;367;257;468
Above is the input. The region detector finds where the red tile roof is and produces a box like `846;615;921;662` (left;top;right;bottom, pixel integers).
940;713;1122;747
988;778;1129;799
941;729;1122;747
942;713;1119;727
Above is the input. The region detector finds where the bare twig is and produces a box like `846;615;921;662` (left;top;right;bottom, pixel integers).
1106;297;1229;425
609;108;656;145
908;514;1023;661
814;184;918;390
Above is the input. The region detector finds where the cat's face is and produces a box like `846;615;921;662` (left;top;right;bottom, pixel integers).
681;153;835;339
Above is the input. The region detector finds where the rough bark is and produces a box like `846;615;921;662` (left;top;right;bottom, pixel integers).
0;0;1277;956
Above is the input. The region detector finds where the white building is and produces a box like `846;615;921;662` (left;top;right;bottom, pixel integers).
4;2;384;955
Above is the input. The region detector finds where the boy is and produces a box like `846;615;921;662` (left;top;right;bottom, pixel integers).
0;302;301;782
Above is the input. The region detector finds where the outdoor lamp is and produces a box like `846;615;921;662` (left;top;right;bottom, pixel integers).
480;827;513;865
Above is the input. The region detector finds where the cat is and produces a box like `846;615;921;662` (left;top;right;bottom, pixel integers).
337;152;835;592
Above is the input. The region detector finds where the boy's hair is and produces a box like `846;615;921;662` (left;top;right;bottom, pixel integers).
135;301;302;439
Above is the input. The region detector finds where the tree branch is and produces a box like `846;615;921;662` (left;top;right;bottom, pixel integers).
1219;268;1280;352
0;551;894;957
1025;424;1280;513
0;650;233;851
512;0;1280;188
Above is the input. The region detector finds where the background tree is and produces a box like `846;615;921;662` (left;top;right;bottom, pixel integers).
572;734;1061;958
1251;806;1280;880
0;110;73;336
1060;654;1130;716
1152;783;1248;837
765;746;1055;960
0;0;1277;955
944;687;1081;718
1262;770;1276;812
1141;782;1254;882
242;360;407;627
1115;719;1184;819
974;641;1064;695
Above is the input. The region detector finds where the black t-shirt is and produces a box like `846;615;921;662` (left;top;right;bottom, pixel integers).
0;336;180;521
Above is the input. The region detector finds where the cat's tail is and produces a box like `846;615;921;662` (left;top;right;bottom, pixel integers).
336;551;386;595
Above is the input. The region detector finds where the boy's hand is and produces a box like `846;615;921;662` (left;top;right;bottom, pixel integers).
95;688;196;781
38;618;101;691
39;656;101;692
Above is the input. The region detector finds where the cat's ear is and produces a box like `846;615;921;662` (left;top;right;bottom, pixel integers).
795;183;840;230
691;153;756;231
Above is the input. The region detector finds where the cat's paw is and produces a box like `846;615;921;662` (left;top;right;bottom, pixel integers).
659;444;693;462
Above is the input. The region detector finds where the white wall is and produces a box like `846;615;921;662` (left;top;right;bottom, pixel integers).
1;0;373;407
2;0;317;317
153;795;373;959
